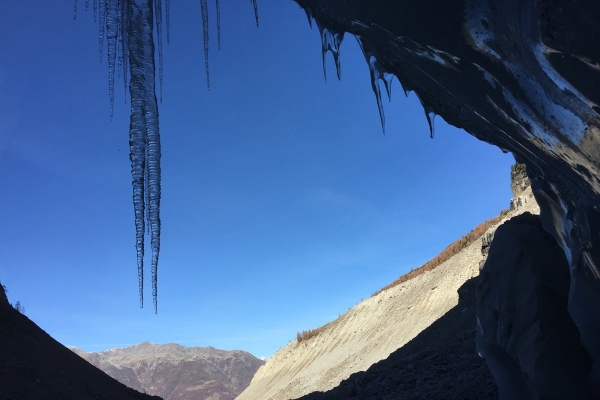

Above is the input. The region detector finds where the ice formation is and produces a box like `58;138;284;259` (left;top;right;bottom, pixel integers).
74;0;259;313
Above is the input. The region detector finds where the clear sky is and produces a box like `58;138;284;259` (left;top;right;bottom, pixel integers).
0;1;514;359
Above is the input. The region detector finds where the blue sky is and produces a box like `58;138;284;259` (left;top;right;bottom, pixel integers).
0;1;514;359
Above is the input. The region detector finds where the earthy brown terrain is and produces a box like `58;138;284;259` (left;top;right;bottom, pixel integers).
0;285;161;400
70;342;264;400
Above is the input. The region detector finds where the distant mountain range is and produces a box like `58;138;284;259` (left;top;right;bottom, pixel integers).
70;343;265;400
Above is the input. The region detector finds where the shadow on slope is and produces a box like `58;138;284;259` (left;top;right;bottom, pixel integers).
0;285;161;400
297;277;497;400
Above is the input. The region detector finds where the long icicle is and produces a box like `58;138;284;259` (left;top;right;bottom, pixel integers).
216;0;221;50
166;0;170;44
155;0;163;102
250;0;259;27
99;0;106;62
141;0;161;314
127;0;147;309
121;0;130;102
117;0;123;79
200;0;210;89
74;0;78;20
106;0;119;119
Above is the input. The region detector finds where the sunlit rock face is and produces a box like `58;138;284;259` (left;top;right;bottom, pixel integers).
293;0;600;395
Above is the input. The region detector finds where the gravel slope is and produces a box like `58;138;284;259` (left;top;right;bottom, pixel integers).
237;199;539;400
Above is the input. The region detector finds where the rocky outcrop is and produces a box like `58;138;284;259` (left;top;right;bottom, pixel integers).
510;165;530;198
509;165;535;212
71;343;264;400
477;213;598;399
292;0;600;392
0;284;161;400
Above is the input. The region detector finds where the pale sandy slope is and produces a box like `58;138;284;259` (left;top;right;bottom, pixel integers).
237;195;538;400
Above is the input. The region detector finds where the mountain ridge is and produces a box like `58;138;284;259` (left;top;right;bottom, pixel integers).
70;342;265;400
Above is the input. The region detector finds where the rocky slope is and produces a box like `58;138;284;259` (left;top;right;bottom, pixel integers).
237;195;539;400
70;343;264;400
0;285;161;400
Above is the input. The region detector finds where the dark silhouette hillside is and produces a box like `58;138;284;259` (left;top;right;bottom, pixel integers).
0;284;162;400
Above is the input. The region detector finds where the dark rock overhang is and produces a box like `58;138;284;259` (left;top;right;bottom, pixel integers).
292;0;600;395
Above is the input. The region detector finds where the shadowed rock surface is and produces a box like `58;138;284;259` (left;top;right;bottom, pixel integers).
291;1;600;392
297;278;497;400
70;343;264;400
477;213;597;399
0;284;161;400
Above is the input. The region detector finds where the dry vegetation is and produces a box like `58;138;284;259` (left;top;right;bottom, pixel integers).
297;324;329;343
371;209;509;297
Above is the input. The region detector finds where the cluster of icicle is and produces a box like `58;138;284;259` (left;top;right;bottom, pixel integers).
74;0;259;313
302;7;437;137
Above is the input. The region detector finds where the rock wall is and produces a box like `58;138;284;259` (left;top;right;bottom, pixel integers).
477;213;598;399
293;0;600;392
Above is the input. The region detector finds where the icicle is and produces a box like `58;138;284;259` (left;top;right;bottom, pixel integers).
142;2;162;316
74;0;78;20
356;37;386;133
155;0;163;102
106;0;118;119
200;0;210;89
368;56;386;133
99;0;106;62
382;72;394;102
415;93;437;138
315;20;344;81
128;2;147;310
85;0;90;11
117;1;123;79
304;7;313;29
93;0;98;22
166;0;171;44
145;133;151;236
127;0;161;313
425;110;436;138
216;0;221;50
120;0;129;102
250;0;259;27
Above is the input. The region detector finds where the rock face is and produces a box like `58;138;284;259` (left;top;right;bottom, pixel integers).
70;342;264;400
237;199;538;400
0;284;161;400
292;0;600;393
477;213;597;399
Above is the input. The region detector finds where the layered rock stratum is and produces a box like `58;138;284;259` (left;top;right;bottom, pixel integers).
70;343;264;400
238;192;539;400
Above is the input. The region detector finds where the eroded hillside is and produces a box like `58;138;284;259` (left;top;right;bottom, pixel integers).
238;190;538;400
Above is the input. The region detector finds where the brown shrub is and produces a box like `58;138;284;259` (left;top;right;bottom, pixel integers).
296;324;329;343
371;209;509;297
